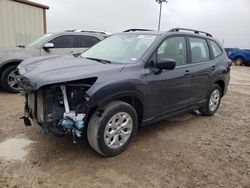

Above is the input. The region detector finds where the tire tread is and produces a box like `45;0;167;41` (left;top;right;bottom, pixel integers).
87;100;138;156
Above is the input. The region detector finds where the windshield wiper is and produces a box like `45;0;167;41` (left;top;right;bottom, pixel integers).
85;57;111;64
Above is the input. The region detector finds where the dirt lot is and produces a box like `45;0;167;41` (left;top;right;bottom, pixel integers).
0;66;249;188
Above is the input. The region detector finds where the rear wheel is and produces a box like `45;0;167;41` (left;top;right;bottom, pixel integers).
87;101;138;156
234;57;245;66
199;84;222;116
1;65;21;93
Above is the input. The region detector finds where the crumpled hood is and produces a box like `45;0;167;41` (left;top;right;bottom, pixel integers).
18;55;126;89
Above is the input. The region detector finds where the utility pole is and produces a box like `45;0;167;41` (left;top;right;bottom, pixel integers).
156;0;167;31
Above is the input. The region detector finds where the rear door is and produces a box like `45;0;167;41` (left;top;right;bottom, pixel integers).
145;36;192;118
41;34;78;55
77;35;101;54
188;37;216;104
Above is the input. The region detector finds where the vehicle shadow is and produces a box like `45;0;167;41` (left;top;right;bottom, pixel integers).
26;111;202;160
0;87;23;95
136;111;201;140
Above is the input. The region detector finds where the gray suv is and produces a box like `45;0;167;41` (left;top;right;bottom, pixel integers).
0;30;109;93
18;28;230;156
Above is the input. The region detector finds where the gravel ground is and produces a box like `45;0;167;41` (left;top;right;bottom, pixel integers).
0;66;249;188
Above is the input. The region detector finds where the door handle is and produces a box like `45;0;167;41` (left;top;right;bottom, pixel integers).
211;66;216;71
184;70;191;76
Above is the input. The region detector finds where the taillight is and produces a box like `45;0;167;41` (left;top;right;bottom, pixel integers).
227;60;233;66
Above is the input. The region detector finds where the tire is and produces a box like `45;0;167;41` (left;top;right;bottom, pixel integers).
87;101;138;157
199;84;222;116
234;57;245;66
1;65;21;93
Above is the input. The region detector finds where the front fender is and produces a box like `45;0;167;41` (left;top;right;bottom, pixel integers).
86;79;146;108
0;48;40;70
0;58;25;69
0;53;34;70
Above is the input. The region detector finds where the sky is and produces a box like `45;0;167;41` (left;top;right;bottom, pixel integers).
35;0;250;48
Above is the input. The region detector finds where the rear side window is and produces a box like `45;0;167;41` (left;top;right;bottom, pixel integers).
189;37;210;63
209;40;222;57
78;35;100;48
48;35;76;48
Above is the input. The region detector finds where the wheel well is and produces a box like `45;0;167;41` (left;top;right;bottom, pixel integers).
215;80;225;96
0;61;21;75
85;96;144;129
234;55;245;61
117;96;143;125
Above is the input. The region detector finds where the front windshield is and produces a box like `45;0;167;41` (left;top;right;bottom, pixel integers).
27;33;53;47
82;34;157;64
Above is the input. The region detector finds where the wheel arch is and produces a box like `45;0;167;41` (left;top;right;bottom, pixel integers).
234;55;245;61
115;96;143;125
0;59;23;75
214;80;225;96
91;93;144;125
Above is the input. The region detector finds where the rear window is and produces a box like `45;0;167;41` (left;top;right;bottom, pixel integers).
209;40;223;57
189;37;210;63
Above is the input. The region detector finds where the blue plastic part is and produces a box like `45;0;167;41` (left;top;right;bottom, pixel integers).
75;119;84;130
60;117;85;131
61;119;74;129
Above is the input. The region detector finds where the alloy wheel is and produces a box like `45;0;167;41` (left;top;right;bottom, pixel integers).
209;89;220;112
7;69;21;91
104;112;133;149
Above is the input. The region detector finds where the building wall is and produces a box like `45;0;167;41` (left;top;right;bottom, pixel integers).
0;0;45;47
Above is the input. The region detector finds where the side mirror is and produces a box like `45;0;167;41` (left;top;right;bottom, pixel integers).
43;43;54;50
156;58;176;70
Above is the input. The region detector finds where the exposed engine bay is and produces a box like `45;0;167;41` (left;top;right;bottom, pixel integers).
22;82;93;143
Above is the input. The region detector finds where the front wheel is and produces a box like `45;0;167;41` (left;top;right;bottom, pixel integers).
199;84;222;116
87;101;138;157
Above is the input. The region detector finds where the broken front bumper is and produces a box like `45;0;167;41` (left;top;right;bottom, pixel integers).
22;85;89;138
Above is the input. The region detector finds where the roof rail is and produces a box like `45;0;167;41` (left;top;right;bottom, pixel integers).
123;29;154;32
77;30;111;35
65;30;111;35
65;29;77;32
169;28;212;37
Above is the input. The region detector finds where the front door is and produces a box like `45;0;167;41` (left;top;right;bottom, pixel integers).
145;36;192;119
41;34;78;56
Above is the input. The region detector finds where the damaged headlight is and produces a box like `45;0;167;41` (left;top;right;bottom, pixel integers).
22;77;97;143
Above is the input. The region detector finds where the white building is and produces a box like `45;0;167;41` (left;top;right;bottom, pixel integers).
0;0;49;47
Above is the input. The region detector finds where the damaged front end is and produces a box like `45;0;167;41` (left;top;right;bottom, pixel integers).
19;77;97;142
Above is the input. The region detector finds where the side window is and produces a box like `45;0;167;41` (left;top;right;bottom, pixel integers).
157;37;187;66
48;35;76;48
189;37;210;63
78;35;100;48
209;40;222;57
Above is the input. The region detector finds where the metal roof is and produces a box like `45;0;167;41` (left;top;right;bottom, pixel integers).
12;0;49;9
